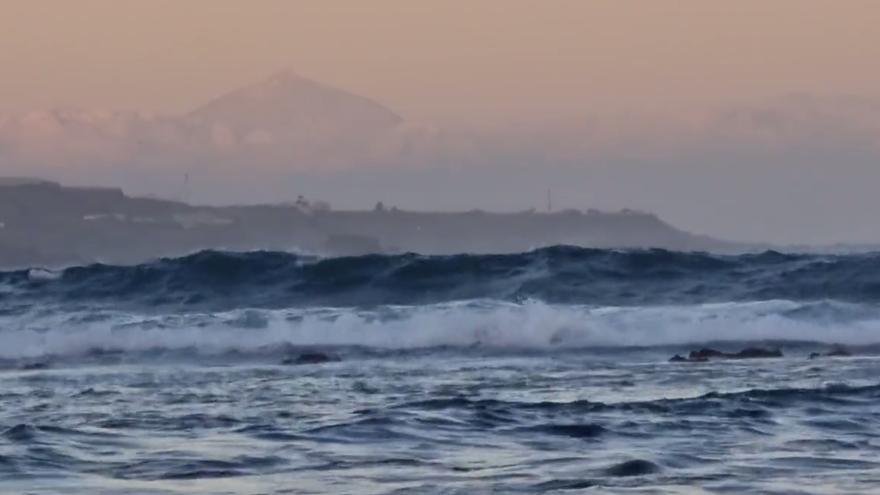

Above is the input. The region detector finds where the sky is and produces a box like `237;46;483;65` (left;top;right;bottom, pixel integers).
2;0;879;124
1;0;880;244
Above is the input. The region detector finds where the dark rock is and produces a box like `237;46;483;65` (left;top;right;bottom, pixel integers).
688;348;726;360
672;346;782;363
282;352;339;366
604;459;661;477
808;352;821;360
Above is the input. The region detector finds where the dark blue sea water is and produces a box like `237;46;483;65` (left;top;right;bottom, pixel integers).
2;247;880;494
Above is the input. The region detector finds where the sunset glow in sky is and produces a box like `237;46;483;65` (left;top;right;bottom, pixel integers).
2;0;878;124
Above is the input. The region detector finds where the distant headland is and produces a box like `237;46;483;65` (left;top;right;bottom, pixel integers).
0;178;740;268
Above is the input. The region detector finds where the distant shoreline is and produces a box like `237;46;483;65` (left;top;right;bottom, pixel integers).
0;178;747;269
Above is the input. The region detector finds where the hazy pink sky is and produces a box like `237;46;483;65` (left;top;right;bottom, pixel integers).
2;0;879;125
3;1;880;245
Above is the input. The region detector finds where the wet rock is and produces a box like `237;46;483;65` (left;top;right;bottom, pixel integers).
688;348;726;361
671;347;782;363
281;352;340;366
605;459;660;477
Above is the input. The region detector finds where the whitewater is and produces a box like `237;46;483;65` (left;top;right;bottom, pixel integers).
2;247;880;494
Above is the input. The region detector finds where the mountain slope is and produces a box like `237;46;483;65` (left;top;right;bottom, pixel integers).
187;70;403;135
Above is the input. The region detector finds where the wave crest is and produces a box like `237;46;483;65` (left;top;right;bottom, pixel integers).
2;247;880;309
3;299;880;361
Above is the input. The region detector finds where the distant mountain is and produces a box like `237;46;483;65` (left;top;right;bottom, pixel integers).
188;70;403;135
0;71;411;169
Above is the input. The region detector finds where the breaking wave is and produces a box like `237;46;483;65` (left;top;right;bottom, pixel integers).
4;247;880;363
3;299;880;362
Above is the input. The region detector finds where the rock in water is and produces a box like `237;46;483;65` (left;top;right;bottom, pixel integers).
673;347;783;363
688;348;726;361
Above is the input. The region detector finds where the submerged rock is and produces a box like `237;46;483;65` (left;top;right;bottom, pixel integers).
282;352;340;366
671;347;783;363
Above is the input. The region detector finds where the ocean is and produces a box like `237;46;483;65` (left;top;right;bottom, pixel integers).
1;247;879;494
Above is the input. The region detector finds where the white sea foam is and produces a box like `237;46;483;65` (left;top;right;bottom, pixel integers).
1;299;879;360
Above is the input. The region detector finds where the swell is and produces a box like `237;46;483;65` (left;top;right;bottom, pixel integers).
3;247;880;309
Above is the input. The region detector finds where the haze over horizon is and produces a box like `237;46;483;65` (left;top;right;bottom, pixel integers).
2;0;879;245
